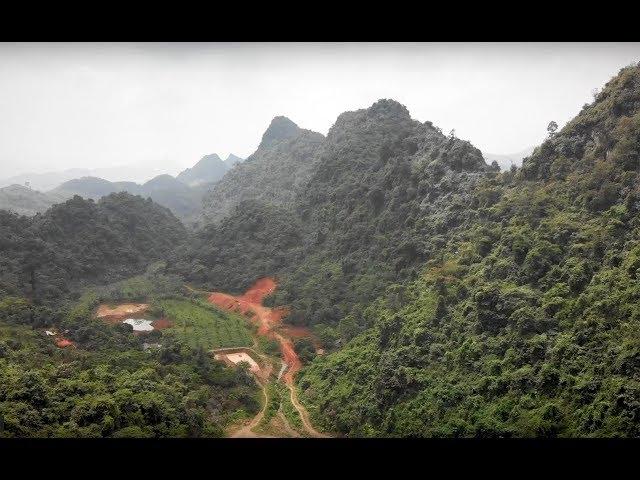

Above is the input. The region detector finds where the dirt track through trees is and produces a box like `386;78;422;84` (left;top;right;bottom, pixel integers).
230;380;273;438
207;278;329;438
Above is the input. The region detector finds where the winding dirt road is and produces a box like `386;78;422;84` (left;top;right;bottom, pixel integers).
231;380;273;438
287;383;330;438
207;278;329;438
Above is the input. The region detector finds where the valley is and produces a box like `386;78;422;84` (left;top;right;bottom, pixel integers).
2;59;640;438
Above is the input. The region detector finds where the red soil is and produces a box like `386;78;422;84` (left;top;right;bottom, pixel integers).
152;318;173;330
242;277;277;304
207;278;304;385
56;337;74;348
278;325;313;338
277;325;323;353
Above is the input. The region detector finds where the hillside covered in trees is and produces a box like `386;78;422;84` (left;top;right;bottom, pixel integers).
3;61;640;438
0;193;260;437
0;192;187;303
202;116;325;224
297;64;640;437
175;99;496;337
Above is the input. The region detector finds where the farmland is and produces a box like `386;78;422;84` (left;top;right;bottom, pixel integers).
158;299;252;349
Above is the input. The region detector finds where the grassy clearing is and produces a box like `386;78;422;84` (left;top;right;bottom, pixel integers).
157;299;252;349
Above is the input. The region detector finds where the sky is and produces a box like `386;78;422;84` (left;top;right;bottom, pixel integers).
0;42;639;182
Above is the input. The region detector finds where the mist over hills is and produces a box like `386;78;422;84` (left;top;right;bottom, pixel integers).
0;163;181;191
0;153;245;223
0;184;67;217
2;62;640;438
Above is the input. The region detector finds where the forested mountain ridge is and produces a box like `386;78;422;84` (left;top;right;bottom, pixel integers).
0;184;67;216
202;116;325;224
0;192;187;302
181;99;495;332
298;63;640;437
51;174;207;223
4;153;241;223
278;99;492;325
3;62;640;439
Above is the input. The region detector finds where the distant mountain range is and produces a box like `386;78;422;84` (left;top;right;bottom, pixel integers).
0;163;181;192
176;153;240;187
0;153;244;223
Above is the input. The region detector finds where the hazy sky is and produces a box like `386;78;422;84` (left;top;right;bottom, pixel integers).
1;42;639;181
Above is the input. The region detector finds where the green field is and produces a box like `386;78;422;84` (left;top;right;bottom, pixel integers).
158;299;252;349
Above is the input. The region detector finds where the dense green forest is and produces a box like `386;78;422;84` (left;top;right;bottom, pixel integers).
298;64;640;436
0;192;187;303
0;195;260;437
179;100;495;338
2;62;640;438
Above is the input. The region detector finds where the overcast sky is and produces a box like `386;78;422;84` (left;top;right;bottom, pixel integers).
1;42;639;182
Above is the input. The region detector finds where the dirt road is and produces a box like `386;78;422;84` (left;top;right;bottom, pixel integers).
207;278;329;438
287;383;330;438
230;380;273;438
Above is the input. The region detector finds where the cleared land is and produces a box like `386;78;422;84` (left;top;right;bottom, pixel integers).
158;299;252;349
214;349;261;374
95;303;149;322
208;277;330;438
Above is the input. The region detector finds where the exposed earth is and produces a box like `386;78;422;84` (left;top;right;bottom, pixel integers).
95;303;172;332
96;303;150;323
89;279;328;437
207;278;330;438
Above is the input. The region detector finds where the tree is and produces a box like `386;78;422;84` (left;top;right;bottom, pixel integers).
547;121;558;137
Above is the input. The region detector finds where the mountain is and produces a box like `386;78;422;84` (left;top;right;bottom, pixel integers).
175;64;640;438
0;184;67;216
0;168;93;191
0;192;187;301
53;176;124;199
2;153;241;221
136;174;207;221
201;117;325;224
0;164;179;191
297;63;640;437
484;146;535;171
4;63;640;438
179;99;494;323
225;153;244;166
49;174;207;223
176;153;230;187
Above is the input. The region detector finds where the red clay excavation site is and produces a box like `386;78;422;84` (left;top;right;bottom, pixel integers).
207;278;305;384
